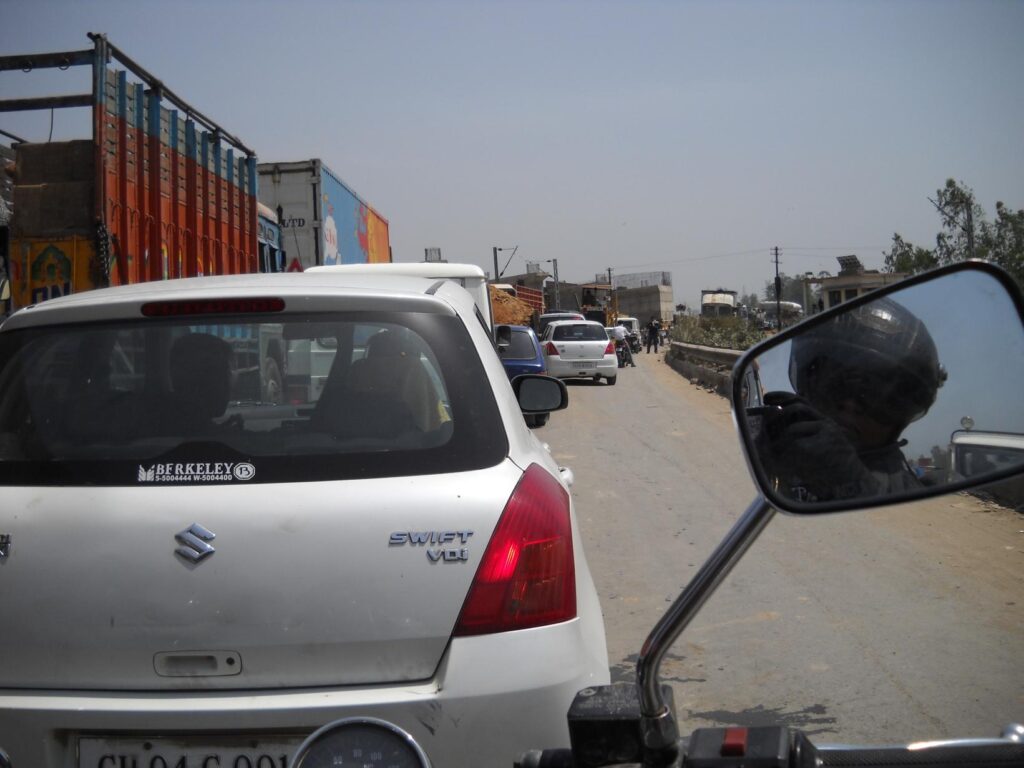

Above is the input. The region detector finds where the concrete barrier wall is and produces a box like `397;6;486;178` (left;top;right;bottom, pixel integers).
663;341;741;398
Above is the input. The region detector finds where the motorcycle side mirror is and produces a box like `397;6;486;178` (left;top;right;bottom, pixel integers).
732;261;1024;514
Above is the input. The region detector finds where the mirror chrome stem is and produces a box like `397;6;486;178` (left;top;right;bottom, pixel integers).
636;495;775;735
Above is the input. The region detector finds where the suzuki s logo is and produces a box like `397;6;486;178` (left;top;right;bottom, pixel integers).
175;523;216;564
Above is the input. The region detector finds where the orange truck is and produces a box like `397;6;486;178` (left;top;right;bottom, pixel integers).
0;33;268;312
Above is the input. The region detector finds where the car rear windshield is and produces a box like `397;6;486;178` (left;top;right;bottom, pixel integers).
552;324;607;342
538;314;582;334
504;329;539;360
0;311;507;485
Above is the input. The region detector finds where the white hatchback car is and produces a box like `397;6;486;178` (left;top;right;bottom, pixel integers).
0;272;609;768
541;319;619;385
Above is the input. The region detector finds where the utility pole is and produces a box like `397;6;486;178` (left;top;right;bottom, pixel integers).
546;259;561;309
965;203;975;260
492;246;517;280
606;267;617;319
772;246;782;331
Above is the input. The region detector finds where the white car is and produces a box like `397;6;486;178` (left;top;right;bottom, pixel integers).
541;319;619;385
537;311;585;338
0;272;609;768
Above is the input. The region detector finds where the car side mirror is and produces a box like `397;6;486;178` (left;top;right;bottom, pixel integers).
512;374;569;414
732;261;1024;514
494;324;512;352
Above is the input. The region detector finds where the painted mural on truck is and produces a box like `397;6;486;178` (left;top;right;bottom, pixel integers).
319;168;390;265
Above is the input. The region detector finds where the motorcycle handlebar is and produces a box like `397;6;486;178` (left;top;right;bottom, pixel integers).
800;734;1024;768
515;749;574;768
516;724;1024;768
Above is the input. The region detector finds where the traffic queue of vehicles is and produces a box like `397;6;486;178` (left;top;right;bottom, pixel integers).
0;34;634;768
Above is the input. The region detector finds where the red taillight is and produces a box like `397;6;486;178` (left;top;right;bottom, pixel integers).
454;464;576;636
141;297;285;317
544;341;559;356
604;341;615;355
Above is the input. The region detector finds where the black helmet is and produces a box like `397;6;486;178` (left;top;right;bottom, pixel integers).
789;297;944;436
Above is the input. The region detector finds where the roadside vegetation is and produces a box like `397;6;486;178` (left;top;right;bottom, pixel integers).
670;316;769;350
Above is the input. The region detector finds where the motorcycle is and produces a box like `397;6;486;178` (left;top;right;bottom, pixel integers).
614;332;637;368
627;332;642;355
264;261;1024;768
616;339;629;368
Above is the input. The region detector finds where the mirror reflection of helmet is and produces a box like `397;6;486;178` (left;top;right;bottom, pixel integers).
788;297;945;436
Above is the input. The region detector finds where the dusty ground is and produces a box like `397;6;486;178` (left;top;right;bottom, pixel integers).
652;348;1024;607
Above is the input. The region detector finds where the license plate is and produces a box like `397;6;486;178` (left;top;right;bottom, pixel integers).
79;735;299;768
571;361;592;369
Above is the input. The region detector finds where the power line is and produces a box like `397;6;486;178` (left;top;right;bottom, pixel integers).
614;248;768;270
779;245;889;252
602;245;889;272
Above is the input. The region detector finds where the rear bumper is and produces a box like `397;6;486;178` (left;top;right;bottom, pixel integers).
546;356;618;379
0;618;609;768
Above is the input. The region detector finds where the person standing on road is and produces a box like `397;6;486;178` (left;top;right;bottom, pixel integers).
645;316;661;354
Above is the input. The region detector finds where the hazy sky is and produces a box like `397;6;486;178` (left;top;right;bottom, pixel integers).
3;0;1022;309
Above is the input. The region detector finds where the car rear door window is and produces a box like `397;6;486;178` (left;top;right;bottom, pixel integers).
552;324;607;342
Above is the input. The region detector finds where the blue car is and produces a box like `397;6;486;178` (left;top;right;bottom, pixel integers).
496;324;550;427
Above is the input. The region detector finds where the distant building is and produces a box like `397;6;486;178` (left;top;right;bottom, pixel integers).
611;271;672;290
616;285;675;323
805;255;908;313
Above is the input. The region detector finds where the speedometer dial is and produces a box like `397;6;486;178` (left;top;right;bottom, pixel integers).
290;717;431;768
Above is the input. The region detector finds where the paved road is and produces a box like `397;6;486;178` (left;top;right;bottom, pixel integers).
541;347;1023;744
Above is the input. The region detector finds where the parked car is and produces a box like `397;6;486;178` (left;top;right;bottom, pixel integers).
496;323;551;427
537;311;585;338
541;319;618;385
0;272;608;768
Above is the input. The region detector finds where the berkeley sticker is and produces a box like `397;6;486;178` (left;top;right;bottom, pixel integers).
137;462;256;483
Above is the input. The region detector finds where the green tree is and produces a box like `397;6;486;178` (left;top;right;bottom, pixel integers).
888;179;1022;287
739;292;760;309
883;233;937;275
930;179;988;265
763;272;806;304
979;201;1024;286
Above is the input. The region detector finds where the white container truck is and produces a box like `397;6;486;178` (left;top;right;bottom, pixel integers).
257;159;390;271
